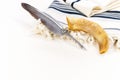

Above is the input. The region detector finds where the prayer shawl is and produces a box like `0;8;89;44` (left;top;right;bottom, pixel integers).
43;0;120;49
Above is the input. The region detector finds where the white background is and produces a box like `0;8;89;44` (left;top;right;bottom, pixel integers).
1;0;120;80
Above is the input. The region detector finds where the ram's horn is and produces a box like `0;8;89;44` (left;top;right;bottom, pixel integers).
66;17;109;54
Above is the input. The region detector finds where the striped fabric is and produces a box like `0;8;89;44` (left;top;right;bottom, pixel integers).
49;0;120;20
44;0;120;49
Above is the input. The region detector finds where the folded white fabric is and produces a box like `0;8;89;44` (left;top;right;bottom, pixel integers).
43;0;120;49
64;0;120;17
